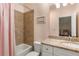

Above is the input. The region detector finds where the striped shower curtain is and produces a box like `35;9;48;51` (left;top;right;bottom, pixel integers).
0;3;15;56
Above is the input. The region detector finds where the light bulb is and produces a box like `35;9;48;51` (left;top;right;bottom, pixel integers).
56;3;60;8
63;3;68;6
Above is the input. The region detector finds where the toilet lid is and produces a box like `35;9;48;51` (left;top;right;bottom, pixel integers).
26;51;39;56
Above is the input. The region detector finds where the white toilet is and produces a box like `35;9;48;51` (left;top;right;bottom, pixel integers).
26;41;41;56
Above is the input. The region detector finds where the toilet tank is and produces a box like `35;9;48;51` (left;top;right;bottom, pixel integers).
34;41;41;53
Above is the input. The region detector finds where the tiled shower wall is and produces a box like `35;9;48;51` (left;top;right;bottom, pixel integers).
24;10;34;46
15;10;34;46
14;10;24;45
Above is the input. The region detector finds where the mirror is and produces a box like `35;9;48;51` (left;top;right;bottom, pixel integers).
59;16;71;36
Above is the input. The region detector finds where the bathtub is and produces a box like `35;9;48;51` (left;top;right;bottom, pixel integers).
15;43;32;56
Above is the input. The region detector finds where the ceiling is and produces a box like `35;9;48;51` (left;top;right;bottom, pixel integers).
19;3;76;10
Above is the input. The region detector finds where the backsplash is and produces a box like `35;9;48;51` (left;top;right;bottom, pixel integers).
48;36;79;42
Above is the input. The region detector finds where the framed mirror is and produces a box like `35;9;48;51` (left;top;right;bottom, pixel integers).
59;16;73;37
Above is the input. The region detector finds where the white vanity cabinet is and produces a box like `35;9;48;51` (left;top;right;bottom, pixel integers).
41;44;79;56
41;44;54;56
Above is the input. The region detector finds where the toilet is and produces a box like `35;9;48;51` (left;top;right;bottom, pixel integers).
26;41;41;56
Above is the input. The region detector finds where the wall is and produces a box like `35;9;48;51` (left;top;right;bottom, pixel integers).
49;4;79;36
33;4;50;42
24;10;34;46
14;10;24;45
14;4;31;45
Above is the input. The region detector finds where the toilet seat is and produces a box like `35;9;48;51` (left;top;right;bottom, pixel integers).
26;51;39;56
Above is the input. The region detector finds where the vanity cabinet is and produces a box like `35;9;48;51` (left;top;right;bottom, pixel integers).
41;44;79;56
41;44;54;56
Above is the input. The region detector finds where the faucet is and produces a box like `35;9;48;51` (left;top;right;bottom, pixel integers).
68;33;72;41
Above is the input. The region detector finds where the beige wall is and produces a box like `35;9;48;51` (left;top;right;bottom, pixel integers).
33;4;49;42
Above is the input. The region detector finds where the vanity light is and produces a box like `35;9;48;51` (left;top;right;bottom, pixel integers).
52;3;74;9
56;3;60;8
63;3;68;6
70;3;74;5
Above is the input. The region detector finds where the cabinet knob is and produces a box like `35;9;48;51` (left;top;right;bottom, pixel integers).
46;48;48;50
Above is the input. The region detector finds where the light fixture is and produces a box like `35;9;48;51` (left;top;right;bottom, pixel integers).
63;3;68;6
56;3;60;8
70;3;74;5
51;3;74;9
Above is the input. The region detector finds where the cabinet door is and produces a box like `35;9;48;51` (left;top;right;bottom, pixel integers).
42;44;53;53
54;47;79;56
41;44;54;56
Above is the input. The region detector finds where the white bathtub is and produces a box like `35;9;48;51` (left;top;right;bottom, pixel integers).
15;43;32;56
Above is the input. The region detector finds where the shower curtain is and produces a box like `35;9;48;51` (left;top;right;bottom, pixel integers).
0;3;15;56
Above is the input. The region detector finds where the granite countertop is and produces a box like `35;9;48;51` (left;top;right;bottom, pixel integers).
42;38;79;52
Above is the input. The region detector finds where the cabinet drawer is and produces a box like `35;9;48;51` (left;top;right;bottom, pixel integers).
42;44;53;53
54;47;79;56
42;52;52;56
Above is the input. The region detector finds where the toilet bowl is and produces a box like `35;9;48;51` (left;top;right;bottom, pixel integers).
26;51;40;56
26;41;41;56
